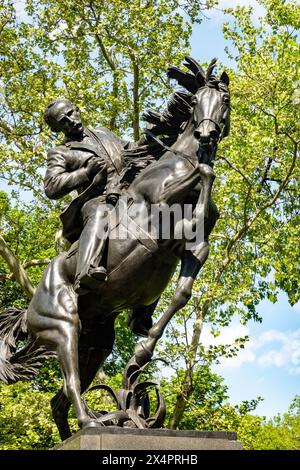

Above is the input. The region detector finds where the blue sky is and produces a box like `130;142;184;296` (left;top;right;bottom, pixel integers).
190;0;300;419
201;294;300;418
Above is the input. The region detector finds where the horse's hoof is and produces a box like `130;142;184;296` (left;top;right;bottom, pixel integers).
82;420;104;430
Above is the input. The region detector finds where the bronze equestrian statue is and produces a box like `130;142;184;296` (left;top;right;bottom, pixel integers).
0;58;230;441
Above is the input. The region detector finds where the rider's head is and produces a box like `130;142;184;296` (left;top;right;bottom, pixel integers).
44;99;84;137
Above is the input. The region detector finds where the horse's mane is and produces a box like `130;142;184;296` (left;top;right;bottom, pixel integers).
120;57;226;186
120;91;192;185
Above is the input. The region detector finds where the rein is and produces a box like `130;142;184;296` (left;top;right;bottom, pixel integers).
145;129;197;168
196;108;230;143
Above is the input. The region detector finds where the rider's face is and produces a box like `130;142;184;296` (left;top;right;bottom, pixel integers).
51;102;84;137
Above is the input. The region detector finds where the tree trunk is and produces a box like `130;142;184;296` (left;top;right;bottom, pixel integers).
132;60;140;141
168;304;207;429
169;392;189;430
109;70;119;132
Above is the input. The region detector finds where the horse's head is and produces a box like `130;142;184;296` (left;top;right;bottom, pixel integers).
167;57;231;154
192;78;230;152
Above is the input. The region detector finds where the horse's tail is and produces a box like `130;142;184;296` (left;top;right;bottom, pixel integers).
0;307;50;384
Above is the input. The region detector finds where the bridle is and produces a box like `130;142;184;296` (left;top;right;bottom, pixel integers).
194;106;230;144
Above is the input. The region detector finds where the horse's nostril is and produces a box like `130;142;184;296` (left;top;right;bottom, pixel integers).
210;130;219;140
200;135;211;143
194;130;201;140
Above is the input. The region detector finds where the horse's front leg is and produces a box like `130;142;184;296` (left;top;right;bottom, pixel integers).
133;246;207;366
196;163;215;220
133;199;220;365
159;166;201;206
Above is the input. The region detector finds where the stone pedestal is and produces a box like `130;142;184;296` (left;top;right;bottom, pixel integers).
55;427;242;450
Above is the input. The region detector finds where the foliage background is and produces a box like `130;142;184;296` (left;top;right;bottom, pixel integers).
0;0;299;449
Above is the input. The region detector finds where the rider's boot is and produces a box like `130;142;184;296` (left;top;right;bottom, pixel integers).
74;206;109;295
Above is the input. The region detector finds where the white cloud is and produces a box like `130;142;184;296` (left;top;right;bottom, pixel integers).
202;321;300;375
259;330;288;344
201;323;249;347
257;330;300;373
258;350;287;367
220;348;256;368
201;323;255;368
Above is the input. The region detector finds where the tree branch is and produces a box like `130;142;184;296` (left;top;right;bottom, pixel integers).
130;54;140;141
23;258;51;269
0;235;35;299
86;3;117;71
218;155;252;186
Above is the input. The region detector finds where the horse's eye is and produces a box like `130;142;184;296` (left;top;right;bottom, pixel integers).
223;96;230;104
191;96;197;105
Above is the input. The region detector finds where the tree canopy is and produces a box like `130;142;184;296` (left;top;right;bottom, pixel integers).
0;0;299;449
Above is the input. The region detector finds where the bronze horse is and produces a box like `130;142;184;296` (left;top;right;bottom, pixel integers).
0;58;230;440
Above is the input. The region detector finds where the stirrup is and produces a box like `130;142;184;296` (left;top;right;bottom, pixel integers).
89;266;107;281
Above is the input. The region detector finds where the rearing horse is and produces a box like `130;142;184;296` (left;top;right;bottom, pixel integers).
0;58;230;440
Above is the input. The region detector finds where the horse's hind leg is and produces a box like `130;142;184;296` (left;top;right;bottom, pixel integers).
51;318;116;441
50;346;103;441
55;321;92;430
51;347;110;441
51;389;71;441
27;257;92;432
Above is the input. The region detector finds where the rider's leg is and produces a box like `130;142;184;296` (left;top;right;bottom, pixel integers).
74;199;109;294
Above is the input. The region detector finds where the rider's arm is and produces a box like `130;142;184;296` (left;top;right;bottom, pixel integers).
44;148;90;199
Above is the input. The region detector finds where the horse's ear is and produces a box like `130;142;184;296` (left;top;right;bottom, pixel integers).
220;71;230;86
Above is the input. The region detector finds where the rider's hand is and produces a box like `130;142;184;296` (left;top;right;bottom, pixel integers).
86;157;104;178
92;168;107;187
